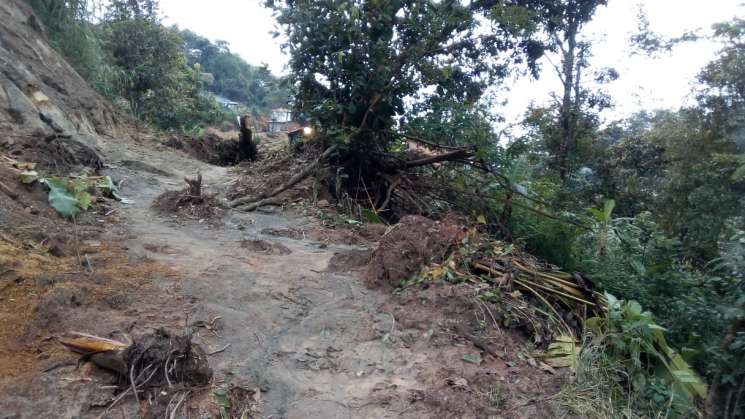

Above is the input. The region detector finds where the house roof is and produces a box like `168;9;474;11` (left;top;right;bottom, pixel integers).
214;95;239;106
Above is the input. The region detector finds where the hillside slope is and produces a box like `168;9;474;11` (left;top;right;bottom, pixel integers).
0;0;128;169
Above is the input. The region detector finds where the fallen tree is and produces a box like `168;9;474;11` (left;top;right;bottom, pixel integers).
228;144;339;209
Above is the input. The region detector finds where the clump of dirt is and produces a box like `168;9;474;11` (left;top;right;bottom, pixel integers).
327;249;372;273
365;215;467;288
152;189;224;219
2;134;104;174
164;133;241;166
240;239;292;255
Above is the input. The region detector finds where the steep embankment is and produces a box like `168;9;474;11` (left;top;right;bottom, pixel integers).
0;0;125;171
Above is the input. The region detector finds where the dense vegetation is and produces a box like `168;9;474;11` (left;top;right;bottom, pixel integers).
179;30;291;115
24;0;744;416
25;0;289;131
268;1;744;417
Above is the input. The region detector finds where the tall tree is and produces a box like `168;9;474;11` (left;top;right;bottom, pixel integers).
541;0;609;179
105;0;160;22
266;0;546;185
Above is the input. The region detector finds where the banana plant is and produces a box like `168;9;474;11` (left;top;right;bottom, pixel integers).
589;199;615;258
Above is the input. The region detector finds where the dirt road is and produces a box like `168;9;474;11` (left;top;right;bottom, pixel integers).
107;141;422;418
1;136;557;418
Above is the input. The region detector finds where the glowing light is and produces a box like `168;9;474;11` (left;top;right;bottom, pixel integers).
303;126;313;135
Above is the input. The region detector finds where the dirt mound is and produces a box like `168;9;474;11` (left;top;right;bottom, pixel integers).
164;133;241;166
151;189;224;219
327;249;372;273
365;215;467;288
261;222;386;246
227;140;322;207
240;239;292;255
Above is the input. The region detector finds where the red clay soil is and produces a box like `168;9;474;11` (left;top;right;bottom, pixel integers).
380;282;566;417
365;214;468;288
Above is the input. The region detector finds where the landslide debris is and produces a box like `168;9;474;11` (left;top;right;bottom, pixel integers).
365;214;467;288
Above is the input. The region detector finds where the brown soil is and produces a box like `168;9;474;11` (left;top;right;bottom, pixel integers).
240;239;292;255
164;133;242;166
326;249;373;273
261;222;387;246
151;189;225;219
380;282;566;417
366;214;468;288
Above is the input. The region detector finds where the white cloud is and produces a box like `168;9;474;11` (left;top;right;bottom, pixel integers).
159;0;287;74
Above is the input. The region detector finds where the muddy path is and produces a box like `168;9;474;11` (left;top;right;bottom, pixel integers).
1;136;557;418
101;137;559;418
97;140;433;418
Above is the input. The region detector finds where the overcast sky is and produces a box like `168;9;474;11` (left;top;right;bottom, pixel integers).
159;0;742;123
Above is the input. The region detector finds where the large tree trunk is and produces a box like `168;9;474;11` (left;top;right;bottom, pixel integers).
557;18;579;180
238;115;257;161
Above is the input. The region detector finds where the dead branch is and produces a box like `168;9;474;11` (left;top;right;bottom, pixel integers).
403;148;474;169
391;130;472;151
229;144;338;209
377;174;401;213
455;323;502;359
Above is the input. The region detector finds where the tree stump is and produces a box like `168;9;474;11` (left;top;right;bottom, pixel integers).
184;173;202;202
238;115;257;161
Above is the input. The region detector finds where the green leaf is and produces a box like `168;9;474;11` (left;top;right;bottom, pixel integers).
476;215;487;224
75;191;92;210
19;171;39;184
213;388;231;419
361;208;383;224
44;178;82;217
97;175;117;197
732;163;745;181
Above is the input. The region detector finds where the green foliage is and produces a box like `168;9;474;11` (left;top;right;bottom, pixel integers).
43;177;91;218
553;341;667;419
20;172;126;217
267;0;547;166
554;295;707;418
588;295;706;407
26;0;236;131
180;30;291;114
24;0;112;90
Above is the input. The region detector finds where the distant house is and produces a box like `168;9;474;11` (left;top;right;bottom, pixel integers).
214;95;240;111
287;125;313;145
268;108;292;132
